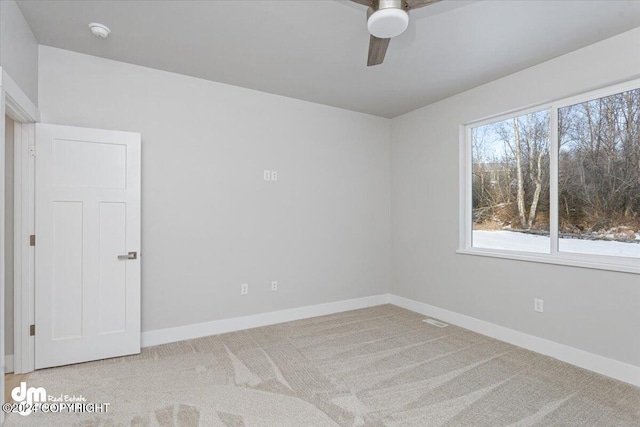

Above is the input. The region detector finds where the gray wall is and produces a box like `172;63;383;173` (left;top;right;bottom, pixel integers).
38;46;391;333
27;19;640;371
4;116;13;357
0;0;39;106
391;27;640;368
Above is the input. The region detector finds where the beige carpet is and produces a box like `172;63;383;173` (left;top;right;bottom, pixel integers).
4;304;640;426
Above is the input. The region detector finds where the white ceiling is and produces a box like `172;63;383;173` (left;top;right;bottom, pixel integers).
17;0;640;118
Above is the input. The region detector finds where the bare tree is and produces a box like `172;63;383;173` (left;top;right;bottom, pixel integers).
494;112;550;229
558;88;640;236
513;117;527;227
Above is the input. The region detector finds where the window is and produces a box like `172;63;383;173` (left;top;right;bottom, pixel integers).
461;82;640;273
471;110;550;253
558;90;640;258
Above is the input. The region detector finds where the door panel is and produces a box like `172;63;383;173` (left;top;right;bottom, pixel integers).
53;139;127;189
35;123;141;369
51;201;83;340
98;202;127;334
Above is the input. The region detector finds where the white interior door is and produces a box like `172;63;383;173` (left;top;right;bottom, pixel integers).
35;123;141;369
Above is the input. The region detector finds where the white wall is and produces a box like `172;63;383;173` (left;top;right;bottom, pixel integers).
4;115;13;357
38;46;391;333
0;0;38;105
391;27;640;368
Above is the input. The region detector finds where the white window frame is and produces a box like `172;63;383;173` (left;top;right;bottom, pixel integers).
458;78;640;274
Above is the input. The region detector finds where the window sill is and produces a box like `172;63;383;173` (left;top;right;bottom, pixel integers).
456;247;640;275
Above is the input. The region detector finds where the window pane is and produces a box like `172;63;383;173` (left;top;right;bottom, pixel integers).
558;88;640;258
471;110;550;253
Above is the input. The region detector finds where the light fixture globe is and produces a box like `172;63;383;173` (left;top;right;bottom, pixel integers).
367;6;409;39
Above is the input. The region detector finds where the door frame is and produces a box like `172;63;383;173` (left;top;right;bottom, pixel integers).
0;69;40;384
12;119;36;374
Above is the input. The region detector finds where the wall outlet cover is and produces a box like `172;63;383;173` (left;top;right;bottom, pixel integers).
534;298;544;313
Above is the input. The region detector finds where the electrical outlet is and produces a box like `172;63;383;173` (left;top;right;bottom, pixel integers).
271;280;278;291
241;283;248;295
271;170;278;181
263;170;271;181
534;298;543;313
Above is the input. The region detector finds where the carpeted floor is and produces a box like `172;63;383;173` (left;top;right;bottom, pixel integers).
4;304;640;426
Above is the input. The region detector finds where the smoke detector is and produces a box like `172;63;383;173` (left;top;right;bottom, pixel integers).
89;23;110;38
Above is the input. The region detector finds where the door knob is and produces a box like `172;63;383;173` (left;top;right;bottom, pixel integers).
117;252;137;260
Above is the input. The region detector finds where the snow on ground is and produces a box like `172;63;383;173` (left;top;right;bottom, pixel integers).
473;230;640;258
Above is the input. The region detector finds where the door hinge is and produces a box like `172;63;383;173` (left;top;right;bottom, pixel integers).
30;325;35;336
30;235;35;246
29;146;36;157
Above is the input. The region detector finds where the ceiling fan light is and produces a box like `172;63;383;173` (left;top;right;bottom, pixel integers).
367;8;409;39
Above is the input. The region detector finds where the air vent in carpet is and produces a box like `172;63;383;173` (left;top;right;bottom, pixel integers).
423;318;448;328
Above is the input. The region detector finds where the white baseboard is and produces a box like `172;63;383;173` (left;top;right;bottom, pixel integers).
4;354;14;374
389;295;640;388
141;294;392;347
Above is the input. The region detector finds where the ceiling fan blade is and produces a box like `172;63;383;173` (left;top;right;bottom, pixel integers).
367;35;390;66
406;0;441;10
350;0;374;7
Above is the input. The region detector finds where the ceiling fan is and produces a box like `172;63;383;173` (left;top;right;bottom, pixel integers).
350;0;441;66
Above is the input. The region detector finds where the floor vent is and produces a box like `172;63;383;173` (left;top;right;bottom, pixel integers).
423;318;449;328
